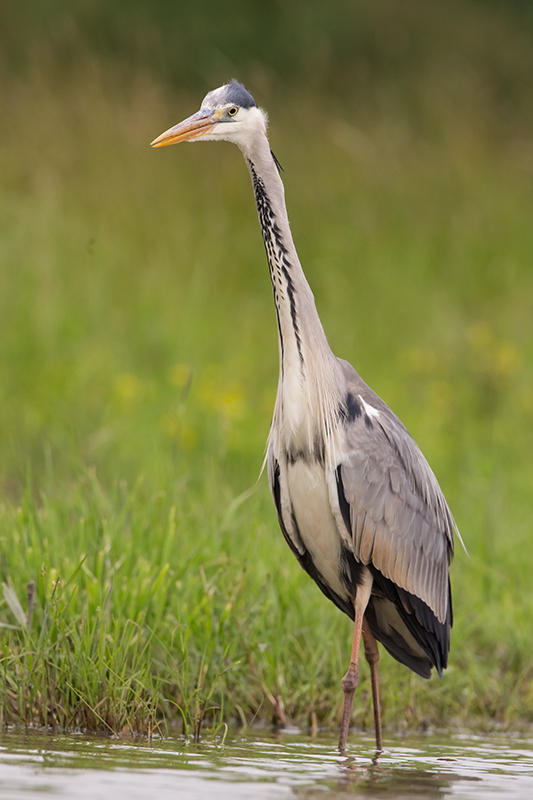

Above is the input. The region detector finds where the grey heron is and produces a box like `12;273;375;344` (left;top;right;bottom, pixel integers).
151;80;461;752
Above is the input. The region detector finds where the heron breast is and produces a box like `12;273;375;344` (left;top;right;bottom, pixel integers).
286;459;349;602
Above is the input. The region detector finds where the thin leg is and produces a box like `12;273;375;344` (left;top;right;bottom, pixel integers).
338;568;373;754
362;618;382;751
338;605;364;753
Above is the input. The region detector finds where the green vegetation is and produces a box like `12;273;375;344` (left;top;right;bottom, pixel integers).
1;1;533;737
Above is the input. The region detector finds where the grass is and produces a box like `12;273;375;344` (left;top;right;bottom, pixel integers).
1;53;533;737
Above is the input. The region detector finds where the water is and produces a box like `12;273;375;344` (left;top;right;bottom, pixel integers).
1;729;532;799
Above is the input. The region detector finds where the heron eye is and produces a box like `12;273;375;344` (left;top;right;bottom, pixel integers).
227;106;238;117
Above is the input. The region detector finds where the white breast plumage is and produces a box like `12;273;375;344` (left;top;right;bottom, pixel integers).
286;458;348;602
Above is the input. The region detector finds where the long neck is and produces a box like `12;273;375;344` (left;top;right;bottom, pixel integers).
245;134;333;380
243;132;341;457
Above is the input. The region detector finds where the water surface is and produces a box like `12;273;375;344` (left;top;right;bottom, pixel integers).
1;729;532;799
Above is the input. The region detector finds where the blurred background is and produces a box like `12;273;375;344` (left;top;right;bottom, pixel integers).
0;0;532;732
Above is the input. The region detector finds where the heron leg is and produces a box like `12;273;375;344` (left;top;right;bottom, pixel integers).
362;618;382;752
338;605;364;753
338;569;373;754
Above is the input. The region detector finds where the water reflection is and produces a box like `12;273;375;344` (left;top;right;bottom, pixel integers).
0;729;532;799
333;756;459;797
296;751;477;798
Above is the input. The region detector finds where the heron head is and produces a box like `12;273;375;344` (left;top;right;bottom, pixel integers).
150;80;267;154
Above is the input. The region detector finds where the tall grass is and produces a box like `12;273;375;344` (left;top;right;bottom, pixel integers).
0;53;532;735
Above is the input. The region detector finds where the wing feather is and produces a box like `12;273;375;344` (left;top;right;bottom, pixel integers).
334;360;457;627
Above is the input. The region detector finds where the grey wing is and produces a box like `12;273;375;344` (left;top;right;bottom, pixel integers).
334;361;458;672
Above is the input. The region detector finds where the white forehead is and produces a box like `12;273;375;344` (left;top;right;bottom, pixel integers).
201;86;228;109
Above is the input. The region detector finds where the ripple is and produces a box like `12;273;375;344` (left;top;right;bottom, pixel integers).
0;730;532;799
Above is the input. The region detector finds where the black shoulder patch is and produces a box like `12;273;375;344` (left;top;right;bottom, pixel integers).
340;392;362;423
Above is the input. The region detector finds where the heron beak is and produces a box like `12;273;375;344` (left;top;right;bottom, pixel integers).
150;109;218;148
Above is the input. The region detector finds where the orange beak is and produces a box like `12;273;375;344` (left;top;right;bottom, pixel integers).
150;109;218;148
